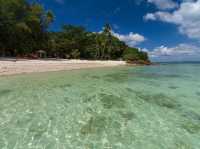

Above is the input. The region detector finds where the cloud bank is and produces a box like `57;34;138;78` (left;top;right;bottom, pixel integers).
146;43;200;61
144;0;200;61
112;31;146;47
144;0;200;40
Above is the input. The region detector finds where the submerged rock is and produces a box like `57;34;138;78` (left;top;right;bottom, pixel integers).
104;72;129;83
59;84;72;89
168;86;179;89
82;95;95;103
0;89;12;97
134;91;179;109
196;91;200;96
80;115;107;135
28;122;48;139
126;88;134;92
174;141;193;149
182;121;200;134
90;75;101;79
182;111;200;122
100;93;126;109
119;111;135;121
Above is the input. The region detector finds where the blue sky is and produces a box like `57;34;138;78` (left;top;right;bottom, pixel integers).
38;0;200;61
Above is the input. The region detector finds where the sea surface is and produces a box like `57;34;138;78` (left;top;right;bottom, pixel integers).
0;63;200;149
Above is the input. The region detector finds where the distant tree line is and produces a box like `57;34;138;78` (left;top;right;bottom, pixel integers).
0;0;150;63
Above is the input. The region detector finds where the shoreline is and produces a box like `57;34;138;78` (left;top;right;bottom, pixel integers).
0;59;127;76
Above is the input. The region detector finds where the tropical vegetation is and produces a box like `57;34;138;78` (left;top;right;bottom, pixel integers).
0;0;150;63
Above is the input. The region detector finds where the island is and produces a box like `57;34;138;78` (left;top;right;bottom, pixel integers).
0;0;150;76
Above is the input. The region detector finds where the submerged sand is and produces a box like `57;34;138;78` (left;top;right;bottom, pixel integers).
0;59;126;76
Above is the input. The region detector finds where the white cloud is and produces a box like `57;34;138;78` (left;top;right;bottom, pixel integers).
112;31;146;47
144;0;200;40
147;0;178;10
150;44;197;57
144;13;157;20
145;43;200;61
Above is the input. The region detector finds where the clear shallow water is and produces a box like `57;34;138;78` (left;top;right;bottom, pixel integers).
0;64;200;149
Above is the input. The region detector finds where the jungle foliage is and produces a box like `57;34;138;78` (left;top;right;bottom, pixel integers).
0;0;150;63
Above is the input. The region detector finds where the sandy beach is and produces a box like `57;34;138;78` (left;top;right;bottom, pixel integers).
0;59;126;76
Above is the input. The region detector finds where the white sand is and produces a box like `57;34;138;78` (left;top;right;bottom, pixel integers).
0;59;126;76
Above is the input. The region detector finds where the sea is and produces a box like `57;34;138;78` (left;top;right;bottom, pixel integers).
0;63;200;149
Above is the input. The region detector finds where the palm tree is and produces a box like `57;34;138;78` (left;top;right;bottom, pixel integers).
101;24;113;59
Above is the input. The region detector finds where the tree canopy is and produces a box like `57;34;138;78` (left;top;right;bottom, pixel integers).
0;0;150;63
0;0;53;56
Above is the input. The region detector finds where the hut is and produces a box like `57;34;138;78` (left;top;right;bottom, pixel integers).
37;50;47;58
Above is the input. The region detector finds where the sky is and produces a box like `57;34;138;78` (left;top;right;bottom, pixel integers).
38;0;200;62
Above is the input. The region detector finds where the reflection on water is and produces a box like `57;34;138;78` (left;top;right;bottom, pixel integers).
0;64;200;148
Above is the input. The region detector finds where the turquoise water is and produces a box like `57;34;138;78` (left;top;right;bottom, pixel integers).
0;64;200;149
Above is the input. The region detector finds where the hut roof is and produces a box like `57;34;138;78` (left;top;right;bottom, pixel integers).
37;50;46;53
